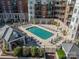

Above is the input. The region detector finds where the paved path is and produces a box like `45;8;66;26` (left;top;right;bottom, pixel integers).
0;49;2;56
0;56;45;59
0;40;3;56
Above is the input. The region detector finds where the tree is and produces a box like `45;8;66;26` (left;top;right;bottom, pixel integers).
13;46;22;57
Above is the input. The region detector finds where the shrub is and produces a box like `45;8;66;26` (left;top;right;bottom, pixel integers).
52;21;60;27
13;46;22;57
52;21;57;25
62;30;67;36
13;46;45;57
2;41;9;55
3;41;9;51
31;46;37;57
22;46;30;57
56;22;60;27
38;48;45;57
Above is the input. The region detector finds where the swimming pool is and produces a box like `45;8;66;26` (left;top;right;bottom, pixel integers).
26;26;53;40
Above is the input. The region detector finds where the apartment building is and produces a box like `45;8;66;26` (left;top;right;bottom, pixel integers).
0;0;75;25
69;0;79;40
28;0;75;24
53;0;67;22
0;0;28;25
66;0;76;26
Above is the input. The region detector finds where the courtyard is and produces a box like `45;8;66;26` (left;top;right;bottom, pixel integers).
18;19;71;48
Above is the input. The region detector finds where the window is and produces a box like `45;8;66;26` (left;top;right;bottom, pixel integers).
15;15;17;18
71;57;77;59
74;9;77;13
74;27;76;30
56;2;59;4
70;25;73;29
30;12;32;14
4;15;6;18
30;16;32;19
78;11;79;14
30;6;32;9
72;34;74;38
36;0;41;3
72;17;75;22
76;18;78;23
30;1;33;4
0;15;2;18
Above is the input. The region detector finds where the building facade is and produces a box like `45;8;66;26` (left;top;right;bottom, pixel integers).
0;0;28;25
28;0;75;24
0;0;76;25
69;0;79;40
66;0;76;26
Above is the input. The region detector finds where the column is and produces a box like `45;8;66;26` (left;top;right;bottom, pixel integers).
8;42;12;51
23;36;26;45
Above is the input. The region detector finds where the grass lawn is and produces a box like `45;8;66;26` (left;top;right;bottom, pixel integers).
56;49;66;59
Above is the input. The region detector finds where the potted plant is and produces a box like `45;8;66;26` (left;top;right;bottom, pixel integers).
62;30;67;36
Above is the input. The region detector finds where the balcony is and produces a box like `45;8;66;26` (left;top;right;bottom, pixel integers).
54;10;65;13
69;11;73;15
58;15;64;19
55;4;66;7
55;0;66;2
69;4;74;7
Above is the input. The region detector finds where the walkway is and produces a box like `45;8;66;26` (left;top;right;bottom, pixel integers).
0;56;45;59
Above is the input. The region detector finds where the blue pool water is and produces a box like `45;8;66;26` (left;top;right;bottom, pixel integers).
26;26;53;40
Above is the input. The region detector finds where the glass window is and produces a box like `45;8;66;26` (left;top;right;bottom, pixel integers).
71;57;77;59
30;16;32;19
30;1;33;4
15;15;17;18
74;9;77;13
74;27;76;30
0;15;2;18
78;11;79;14
36;0;41;3
72;17;75;22
70;25;73;29
30;6;32;9
72;34;74;38
30;12;32;14
76;18;78;23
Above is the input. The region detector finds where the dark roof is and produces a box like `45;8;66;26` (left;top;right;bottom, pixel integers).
9;30;22;42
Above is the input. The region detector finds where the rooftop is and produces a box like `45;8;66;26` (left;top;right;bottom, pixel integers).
0;25;24;42
62;43;79;57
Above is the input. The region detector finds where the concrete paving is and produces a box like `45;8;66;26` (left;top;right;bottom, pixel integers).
0;56;45;59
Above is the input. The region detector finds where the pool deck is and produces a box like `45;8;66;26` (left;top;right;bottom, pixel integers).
18;24;70;48
18;25;55;48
